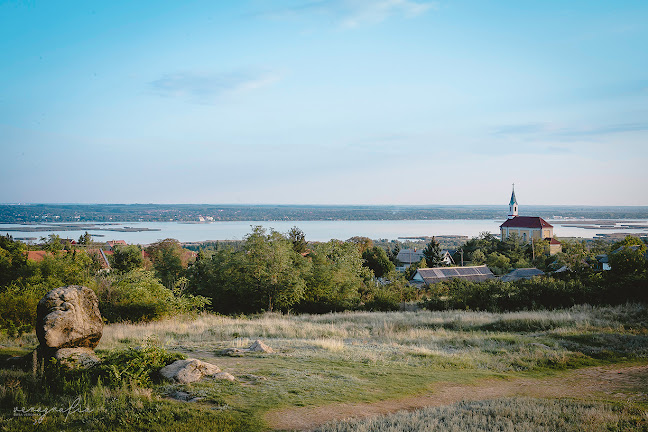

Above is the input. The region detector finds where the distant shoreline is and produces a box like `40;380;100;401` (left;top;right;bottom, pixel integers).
2;203;648;224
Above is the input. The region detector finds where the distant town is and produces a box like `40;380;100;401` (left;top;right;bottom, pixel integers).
2;203;648;224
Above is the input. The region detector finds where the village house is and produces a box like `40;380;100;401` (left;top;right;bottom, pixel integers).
499;186;562;255
411;265;495;285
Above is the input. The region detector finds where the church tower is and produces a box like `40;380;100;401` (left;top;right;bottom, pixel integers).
508;184;518;219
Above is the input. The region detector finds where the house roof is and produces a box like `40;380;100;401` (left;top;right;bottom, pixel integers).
547;238;561;245
501;267;545;282
500;216;553;229
397;249;425;264
415;265;494;284
107;240;127;248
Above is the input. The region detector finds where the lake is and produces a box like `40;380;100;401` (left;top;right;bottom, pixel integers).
2;219;647;244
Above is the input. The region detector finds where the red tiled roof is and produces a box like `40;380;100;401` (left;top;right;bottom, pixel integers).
25;250;54;261
500;216;553;229
547;238;561;244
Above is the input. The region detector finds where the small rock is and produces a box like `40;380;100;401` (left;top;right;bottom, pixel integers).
160;359;221;384
171;391;192;401
248;340;273;353
213;372;236;381
54;347;101;369
218;347;247;356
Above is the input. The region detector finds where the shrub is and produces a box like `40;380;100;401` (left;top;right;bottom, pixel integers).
98;341;185;388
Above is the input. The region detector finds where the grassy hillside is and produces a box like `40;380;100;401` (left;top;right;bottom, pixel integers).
1;305;647;431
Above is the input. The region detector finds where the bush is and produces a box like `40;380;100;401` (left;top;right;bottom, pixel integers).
98;341;185;388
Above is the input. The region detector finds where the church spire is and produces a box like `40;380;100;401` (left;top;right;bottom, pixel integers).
508;183;518;219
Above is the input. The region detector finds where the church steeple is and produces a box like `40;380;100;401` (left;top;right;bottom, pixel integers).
508;184;518;219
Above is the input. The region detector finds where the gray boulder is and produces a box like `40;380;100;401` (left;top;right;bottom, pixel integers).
36;285;103;350
160;359;221;384
54;347;101;369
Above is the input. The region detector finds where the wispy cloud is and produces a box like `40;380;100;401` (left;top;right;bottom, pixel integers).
149;69;282;102
493;121;648;139
257;0;437;28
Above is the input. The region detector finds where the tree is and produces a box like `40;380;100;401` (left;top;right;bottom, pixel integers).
347;236;374;254
608;246;647;276
387;242;402;266
362;246;395;278
42;234;63;253
486;252;511;275
422;237;443;267
243;226;307;312
111;245;144;273
78;231;92;245
146;239;188;289
471;249;486;265
288;226;307;254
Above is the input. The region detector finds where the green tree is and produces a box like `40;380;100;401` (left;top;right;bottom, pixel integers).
608;246;646;276
422;237;443;267
362;246;395;278
471;249;486;265
0;235;27;287
288;226;308;254
78;231;92;245
486;252;511;275
146;239;188;289
42;234;63;253
110;245;144;273
347;236;374;254
301;240;366;312
244;226;307;312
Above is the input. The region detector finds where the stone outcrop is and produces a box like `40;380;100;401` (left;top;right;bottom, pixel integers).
219;340;274;356
36;285;103;351
34;285;103;369
160;359;221;384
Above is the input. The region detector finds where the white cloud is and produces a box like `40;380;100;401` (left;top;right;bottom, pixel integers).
149;69;282;102
258;0;437;28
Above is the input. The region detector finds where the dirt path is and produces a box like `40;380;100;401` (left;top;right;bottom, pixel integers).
264;363;648;431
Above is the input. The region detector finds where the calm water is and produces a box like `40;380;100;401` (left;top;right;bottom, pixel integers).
2;219;647;244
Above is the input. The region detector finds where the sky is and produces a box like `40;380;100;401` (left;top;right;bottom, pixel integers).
1;0;647;206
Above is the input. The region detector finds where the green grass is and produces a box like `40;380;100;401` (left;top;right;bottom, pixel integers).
1;304;648;431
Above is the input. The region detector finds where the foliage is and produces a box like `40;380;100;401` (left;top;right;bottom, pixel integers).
288;226;308;254
98;341;185;388
94;269;208;323
362;246;395;278
422;237;443;267
110;245;144;273
146;239;191;289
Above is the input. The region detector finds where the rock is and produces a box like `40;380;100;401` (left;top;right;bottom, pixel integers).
249;340;273;353
170;391;192;401
213;372;236;381
218;347;246;356
36;285;103;351
54;347;101;369
217;340;273;356
160;359;221;384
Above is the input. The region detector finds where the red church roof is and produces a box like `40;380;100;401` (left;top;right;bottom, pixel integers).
500;216;553;229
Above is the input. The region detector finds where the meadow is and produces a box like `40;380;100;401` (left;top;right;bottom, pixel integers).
1;304;648;431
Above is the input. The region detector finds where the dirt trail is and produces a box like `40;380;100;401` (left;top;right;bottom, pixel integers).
264;364;648;431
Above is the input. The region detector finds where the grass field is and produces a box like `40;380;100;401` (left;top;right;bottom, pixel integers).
1;304;647;431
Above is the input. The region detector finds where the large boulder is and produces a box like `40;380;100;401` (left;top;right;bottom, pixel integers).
160;359;221;384
36;285;103;351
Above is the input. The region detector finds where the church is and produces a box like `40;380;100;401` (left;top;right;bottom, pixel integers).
499;186;562;255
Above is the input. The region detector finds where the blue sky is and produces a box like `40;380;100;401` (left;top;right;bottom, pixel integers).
1;0;647;205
